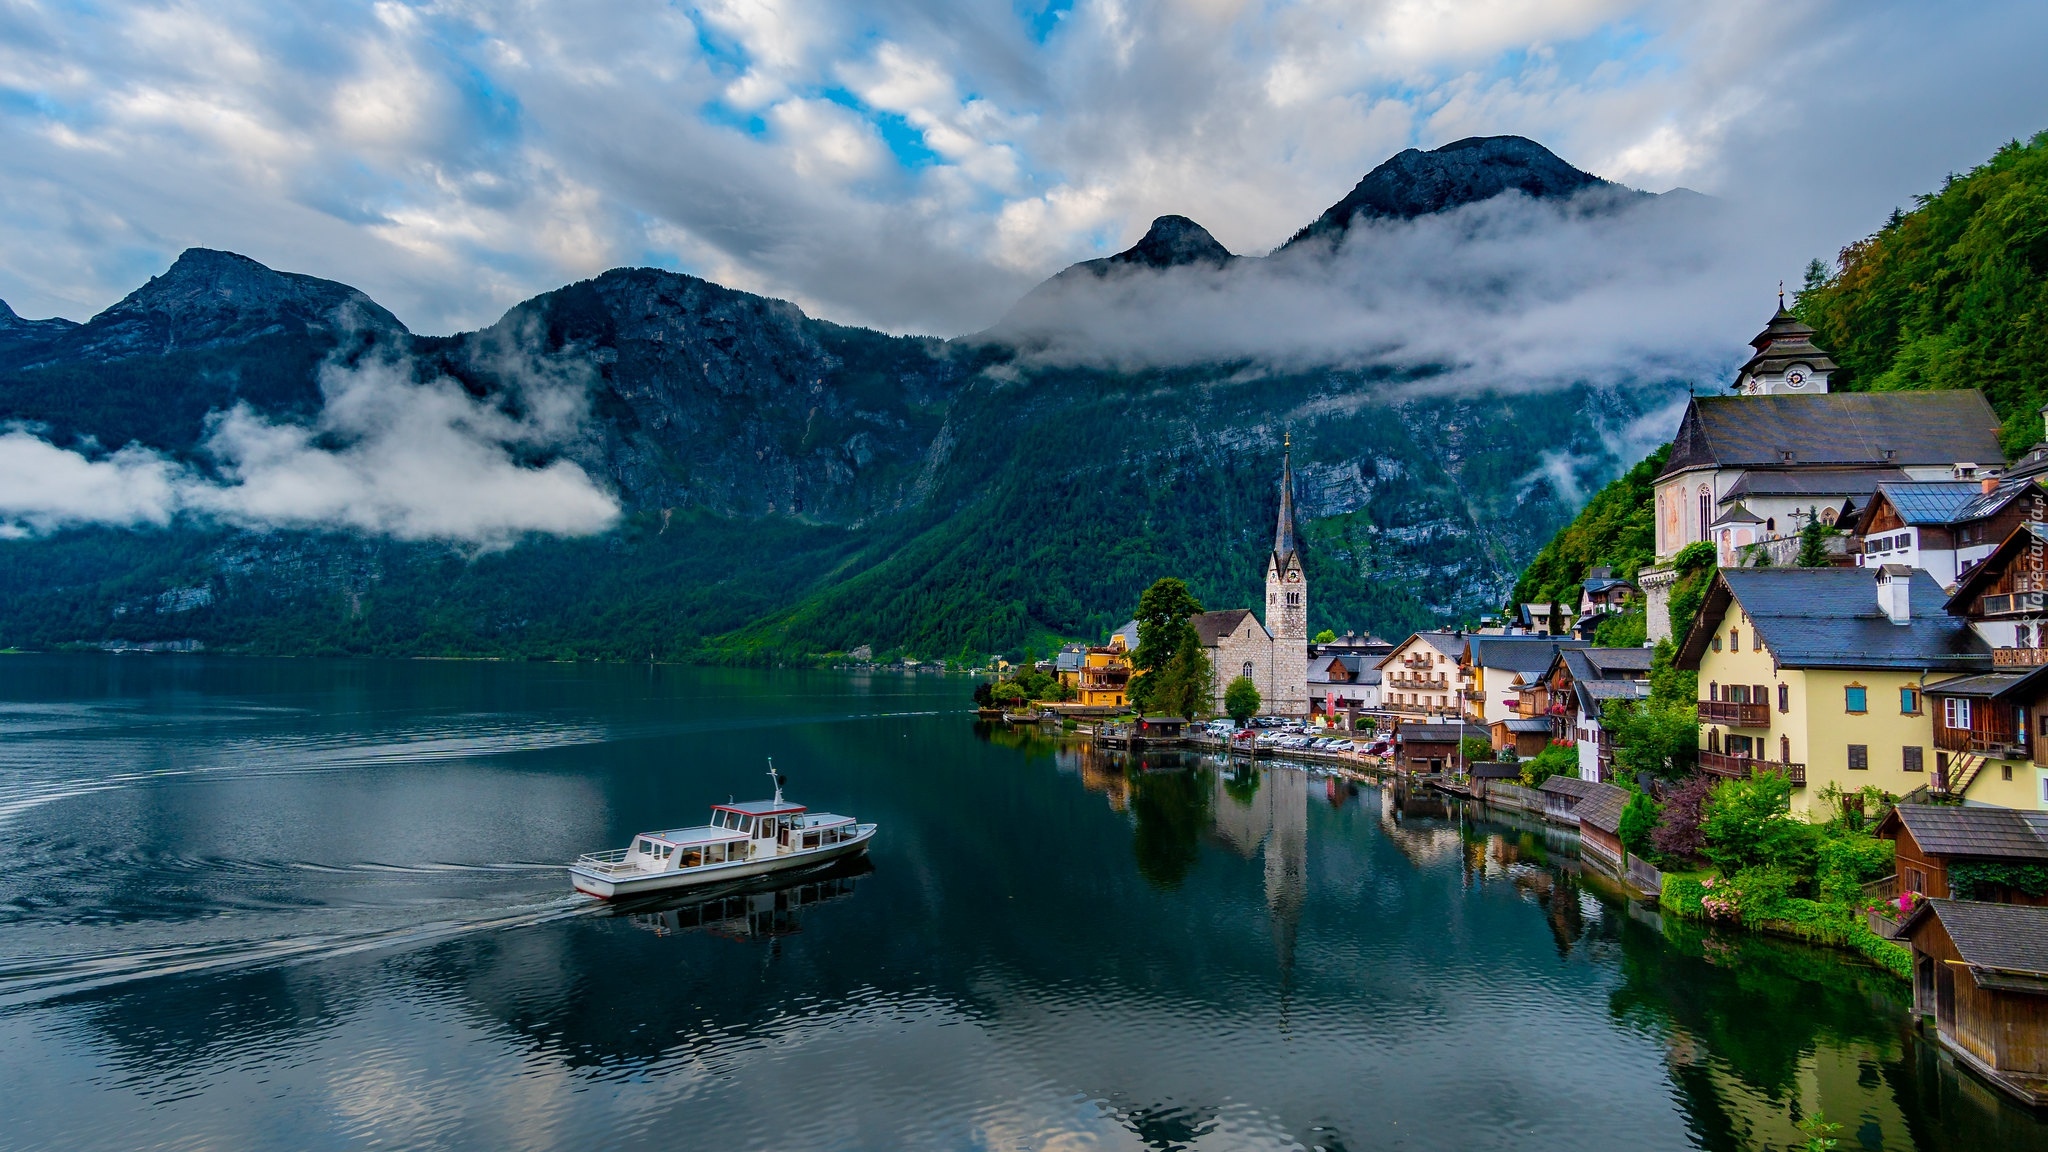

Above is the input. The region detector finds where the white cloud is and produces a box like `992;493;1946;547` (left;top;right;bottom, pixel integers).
0;0;2040;337
0;353;620;548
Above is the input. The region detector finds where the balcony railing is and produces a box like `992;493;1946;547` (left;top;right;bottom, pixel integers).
1698;700;1771;728
1699;749;1806;786
1933;725;2021;757
1993;647;2048;667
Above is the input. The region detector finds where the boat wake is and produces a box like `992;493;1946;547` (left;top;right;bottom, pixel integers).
0;892;601;1008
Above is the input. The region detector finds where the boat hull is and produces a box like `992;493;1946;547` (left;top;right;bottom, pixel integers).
569;825;877;899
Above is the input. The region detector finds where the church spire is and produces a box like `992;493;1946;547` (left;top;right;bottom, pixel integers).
1274;433;1299;565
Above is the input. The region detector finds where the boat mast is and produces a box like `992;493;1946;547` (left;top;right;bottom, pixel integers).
768;758;783;805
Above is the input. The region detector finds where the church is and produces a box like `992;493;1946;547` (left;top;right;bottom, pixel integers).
1189;444;1312;716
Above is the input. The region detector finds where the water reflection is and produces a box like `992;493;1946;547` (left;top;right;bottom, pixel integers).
5;659;2048;1151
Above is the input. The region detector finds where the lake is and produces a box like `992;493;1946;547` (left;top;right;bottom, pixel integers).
0;654;2042;1151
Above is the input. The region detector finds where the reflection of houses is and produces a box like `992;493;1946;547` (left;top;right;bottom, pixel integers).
1899;899;2048;1106
1209;767;1307;968
1057;742;1131;811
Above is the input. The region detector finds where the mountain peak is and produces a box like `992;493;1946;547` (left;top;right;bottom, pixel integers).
39;247;408;365
1285;135;1626;247
1106;215;1236;270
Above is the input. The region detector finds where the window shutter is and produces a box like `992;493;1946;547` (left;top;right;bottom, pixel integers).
1754;684;1767;706
1848;744;1868;770
1778;684;1789;712
1903;746;1923;772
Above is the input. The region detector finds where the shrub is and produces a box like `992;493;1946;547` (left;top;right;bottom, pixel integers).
1459;736;1494;765
1518;743;1578;788
1815;831;1895;906
1652;773;1713;860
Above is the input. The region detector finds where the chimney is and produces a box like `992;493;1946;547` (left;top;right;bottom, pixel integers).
1876;564;1913;625
1983;476;2000;496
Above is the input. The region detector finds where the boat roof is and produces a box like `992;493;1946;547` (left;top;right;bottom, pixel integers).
800;812;855;827
641;826;750;846
713;799;807;816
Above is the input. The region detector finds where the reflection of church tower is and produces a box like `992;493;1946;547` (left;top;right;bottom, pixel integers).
1209;768;1308;972
1265;437;1310;715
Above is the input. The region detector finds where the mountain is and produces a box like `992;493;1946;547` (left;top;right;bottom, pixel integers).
0;299;78;358
0;137;1674;663
1284;135;1634;247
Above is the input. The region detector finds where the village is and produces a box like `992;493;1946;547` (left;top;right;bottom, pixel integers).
981;304;2048;1109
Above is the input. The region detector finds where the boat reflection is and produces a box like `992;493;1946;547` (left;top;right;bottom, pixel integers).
611;858;874;942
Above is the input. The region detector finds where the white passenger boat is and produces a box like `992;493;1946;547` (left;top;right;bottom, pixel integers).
568;767;877;900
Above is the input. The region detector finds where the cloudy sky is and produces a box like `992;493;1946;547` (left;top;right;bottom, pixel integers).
1;0;2044;338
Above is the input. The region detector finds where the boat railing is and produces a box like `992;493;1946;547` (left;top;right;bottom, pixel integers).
575;848;639;875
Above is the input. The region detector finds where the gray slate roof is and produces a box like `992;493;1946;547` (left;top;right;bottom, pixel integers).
1498;718;1552;733
1922;672;2027;699
1191;609;1264;647
1306;654;1346;683
1724;468;1909;500
1686;569;1989;672
1562;647;1654;680
1466;635;1589;677
1540;776;1601;799
1917;899;2048;978
1890;804;2048;860
1662;392;2003;476
1471;763;1522;779
1574;783;1632;834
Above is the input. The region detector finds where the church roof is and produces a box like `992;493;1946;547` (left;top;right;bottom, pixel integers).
1191;609;1267;647
1660;392;2004;477
1737;307;1839;381
1274;445;1300;567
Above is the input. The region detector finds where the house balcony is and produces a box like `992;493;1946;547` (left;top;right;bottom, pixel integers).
1699;750;1805;786
1993;647;2048;667
1933;725;2022;758
1698;700;1771;728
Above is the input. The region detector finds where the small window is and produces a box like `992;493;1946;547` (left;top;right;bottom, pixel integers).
1753;632;1762;652
1900;687;1920;715
1778;684;1789;712
1848;744;1869;770
1845;685;1868;714
1730;628;1740;650
1712;636;1723;652
637;840;654;854
1945;698;1972;729
2004;764;2015;781
1903;746;1923;773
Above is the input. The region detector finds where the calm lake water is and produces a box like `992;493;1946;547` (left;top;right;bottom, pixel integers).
1;655;2044;1152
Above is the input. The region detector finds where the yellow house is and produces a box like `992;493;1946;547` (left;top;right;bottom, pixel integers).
1677;566;1991;817
1055;620;1141;709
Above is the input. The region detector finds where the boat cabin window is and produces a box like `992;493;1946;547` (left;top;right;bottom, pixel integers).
637;839;655;854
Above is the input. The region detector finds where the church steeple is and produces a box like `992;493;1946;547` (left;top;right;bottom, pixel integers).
1274;433;1299;566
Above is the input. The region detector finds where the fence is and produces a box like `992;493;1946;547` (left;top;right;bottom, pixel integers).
1626;855;1665;897
1479;780;1545;815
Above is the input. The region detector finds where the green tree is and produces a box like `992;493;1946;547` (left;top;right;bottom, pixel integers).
1797;130;2048;454
1647;637;1697;708
1129;578;1205;713
1313;628;1337;644
1796;509;1836;567
1602;697;1699;780
1620;787;1661;858
1144;622;1215;718
1699;769;1818;876
1591;606;1646;648
1667;541;1717;640
1459;736;1493;766
1224;675;1262;725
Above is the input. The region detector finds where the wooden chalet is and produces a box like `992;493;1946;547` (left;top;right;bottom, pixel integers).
1490;717;1553;759
1392;721;1489;775
1856;477;2043;589
1945;520;2048;668
1878;804;2048;903
1538;775;1601;825
1898;899;2048;1106
1571;781;1631;872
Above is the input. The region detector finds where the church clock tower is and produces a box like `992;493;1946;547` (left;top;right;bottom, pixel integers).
1265;437;1310;715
